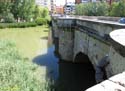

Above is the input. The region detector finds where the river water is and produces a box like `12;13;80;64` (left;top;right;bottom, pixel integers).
33;31;96;91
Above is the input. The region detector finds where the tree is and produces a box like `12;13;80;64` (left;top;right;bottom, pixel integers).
41;8;49;18
33;5;40;19
20;0;35;21
0;1;14;22
33;5;50;19
0;0;50;22
0;2;12;14
11;0;35;22
11;0;21;21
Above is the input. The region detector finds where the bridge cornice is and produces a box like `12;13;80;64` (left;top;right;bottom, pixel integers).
53;16;125;29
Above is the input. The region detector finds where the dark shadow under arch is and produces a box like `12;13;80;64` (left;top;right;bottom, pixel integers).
74;52;91;63
72;52;96;90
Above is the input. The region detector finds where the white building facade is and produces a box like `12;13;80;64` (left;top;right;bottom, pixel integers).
35;0;51;11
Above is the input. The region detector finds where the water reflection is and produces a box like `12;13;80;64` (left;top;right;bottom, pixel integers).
33;30;96;91
33;46;59;80
33;46;96;91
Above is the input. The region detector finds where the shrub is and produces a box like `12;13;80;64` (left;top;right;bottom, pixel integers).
33;5;50;20
17;22;37;28
75;2;109;16
3;13;15;23
0;40;50;91
0;24;5;29
109;0;125;17
45;15;51;25
35;18;47;25
0;22;37;29
75;4;85;15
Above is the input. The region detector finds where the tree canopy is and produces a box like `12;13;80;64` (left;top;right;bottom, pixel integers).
0;0;50;22
11;0;35;21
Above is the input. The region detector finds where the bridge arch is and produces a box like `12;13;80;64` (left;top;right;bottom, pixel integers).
74;52;91;63
74;52;96;89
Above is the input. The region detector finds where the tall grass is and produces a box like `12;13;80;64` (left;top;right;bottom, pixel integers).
0;40;50;91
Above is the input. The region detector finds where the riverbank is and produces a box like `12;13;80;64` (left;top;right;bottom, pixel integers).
0;25;49;59
0;26;52;91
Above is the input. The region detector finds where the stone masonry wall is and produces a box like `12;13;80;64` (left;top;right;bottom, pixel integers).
58;30;74;61
73;30;111;76
52;16;125;78
52;17;75;61
109;47;125;75
74;19;125;77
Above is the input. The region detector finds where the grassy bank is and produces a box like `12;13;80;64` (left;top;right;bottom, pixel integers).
0;26;51;91
0;40;50;91
0;26;49;59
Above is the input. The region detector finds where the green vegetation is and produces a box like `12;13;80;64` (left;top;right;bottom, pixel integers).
35;18;47;25
0;26;49;59
0;40;50;91
109;0;125;17
0;22;37;29
75;2;109;16
0;25;52;91
34;5;51;21
0;1;52;90
11;0;35;22
0;0;51;23
75;1;125;17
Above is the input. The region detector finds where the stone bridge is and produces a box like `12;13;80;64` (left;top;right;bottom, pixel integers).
52;16;125;90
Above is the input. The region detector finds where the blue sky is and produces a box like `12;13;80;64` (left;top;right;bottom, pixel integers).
56;0;75;6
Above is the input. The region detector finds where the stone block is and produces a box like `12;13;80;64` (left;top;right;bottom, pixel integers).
100;80;125;91
86;80;125;91
86;84;105;91
109;72;125;87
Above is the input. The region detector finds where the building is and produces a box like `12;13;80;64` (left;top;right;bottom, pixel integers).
75;0;98;4
51;0;55;14
56;6;64;14
35;0;51;11
75;0;90;4
75;0;82;4
36;0;47;6
64;2;75;15
50;0;58;14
